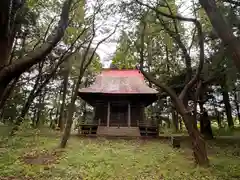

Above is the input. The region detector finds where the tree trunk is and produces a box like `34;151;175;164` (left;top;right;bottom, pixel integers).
32;108;37;127
213;97;222;128
57;85;64;130
199;92;213;139
13;88;38;131
58;68;69;131
175;95;209;166
172;96;209;166
60;74;82;148
49;108;55;128
59;25;114;146
233;90;240;124
200;111;213;139
166;117;171;129
171;107;179;132
36;104;42;128
0;75;20;110
60;39;101;147
199;0;240;72
183;113;209;166
54;89;62;129
20;67;43;117
142;72;209;166
11;64;44;134
216;110;222;128
179;117;183;130
13;56;66;132
221;86;234;128
0;0;22;67
54;109;59;129
0;38;12;68
199;105;213;139
0;82;10;104
35;92;45;128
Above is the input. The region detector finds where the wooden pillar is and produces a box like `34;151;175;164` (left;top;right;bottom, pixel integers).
128;103;131;127
107;102;110;127
140;104;145;125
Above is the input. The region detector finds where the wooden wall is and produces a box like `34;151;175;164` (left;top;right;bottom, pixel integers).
93;102;145;127
94;104;107;125
130;104;144;126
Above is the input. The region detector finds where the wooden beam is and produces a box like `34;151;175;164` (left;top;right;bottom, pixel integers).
128;103;131;127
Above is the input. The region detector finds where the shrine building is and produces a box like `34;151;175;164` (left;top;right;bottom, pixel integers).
78;68;159;137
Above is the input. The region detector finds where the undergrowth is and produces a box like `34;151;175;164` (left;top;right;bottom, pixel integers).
0;125;240;180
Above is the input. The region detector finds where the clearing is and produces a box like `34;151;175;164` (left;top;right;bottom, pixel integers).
0;128;240;180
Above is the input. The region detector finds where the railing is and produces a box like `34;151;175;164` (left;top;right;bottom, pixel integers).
77;122;159;137
78;121;158;127
138;122;158;127
78;124;98;135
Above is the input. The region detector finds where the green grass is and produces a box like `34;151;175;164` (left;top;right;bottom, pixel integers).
212;126;240;136
0;127;240;180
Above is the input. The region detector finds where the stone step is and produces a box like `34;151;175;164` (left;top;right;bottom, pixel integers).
97;126;140;137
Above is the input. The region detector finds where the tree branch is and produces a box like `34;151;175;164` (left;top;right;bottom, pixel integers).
199;0;240;72
135;0;204;100
0;0;73;85
20;27;88;119
83;25;118;73
135;0;198;23
139;16;147;70
179;20;204;100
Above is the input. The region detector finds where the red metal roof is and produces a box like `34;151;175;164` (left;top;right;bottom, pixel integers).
78;69;158;94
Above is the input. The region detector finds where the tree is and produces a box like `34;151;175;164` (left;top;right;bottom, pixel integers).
117;0;209;166
0;0;73;102
58;59;70;131
199;0;240;72
60;9;119;147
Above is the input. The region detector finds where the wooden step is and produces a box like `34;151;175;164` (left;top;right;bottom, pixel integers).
97;126;140;137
